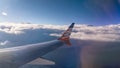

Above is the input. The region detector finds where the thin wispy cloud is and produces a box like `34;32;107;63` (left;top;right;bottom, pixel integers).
0;40;10;46
1;12;7;16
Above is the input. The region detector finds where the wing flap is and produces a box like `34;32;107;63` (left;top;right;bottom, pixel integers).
27;58;55;65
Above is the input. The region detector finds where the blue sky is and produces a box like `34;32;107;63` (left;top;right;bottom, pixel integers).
0;0;120;25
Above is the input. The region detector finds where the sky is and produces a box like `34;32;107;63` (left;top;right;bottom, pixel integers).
0;0;120;25
0;0;120;68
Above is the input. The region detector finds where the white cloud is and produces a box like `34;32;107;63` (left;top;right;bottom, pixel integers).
0;22;119;43
0;40;10;46
49;24;120;42
1;12;7;16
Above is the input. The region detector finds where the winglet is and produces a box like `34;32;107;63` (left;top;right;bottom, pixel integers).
58;23;75;46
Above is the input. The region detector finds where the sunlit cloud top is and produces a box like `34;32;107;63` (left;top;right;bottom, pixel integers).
0;22;119;42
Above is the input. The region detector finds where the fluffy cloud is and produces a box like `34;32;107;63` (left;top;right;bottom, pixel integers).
50;24;120;42
0;22;119;47
0;23;67;34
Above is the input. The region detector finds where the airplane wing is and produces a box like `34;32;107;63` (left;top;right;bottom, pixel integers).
0;23;75;68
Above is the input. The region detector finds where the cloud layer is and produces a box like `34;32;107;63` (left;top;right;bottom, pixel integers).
50;24;120;42
0;22;119;46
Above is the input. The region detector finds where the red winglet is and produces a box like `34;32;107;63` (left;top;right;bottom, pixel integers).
58;23;75;46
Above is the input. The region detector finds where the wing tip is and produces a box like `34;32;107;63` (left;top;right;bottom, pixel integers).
58;23;75;46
